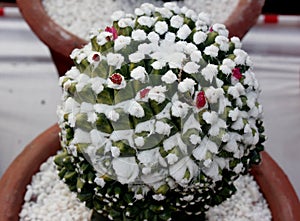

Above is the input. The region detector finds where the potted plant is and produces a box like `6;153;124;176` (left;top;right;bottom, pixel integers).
1;2;299;221
16;0;265;76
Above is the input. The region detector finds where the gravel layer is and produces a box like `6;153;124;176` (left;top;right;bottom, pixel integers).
19;155;92;221
42;0;239;40
19;155;272;221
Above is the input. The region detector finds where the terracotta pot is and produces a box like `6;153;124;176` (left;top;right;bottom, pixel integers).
0;124;299;221
16;0;86;77
16;0;265;77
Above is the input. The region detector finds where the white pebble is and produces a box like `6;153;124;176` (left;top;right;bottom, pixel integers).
24;187;32;202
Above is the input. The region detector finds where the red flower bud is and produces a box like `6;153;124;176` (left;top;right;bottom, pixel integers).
232;67;242;80
92;54;100;62
110;73;123;85
196;91;206;108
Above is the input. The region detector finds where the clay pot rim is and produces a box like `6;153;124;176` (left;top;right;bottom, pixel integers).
0;124;300;221
17;0;265;59
17;0;87;58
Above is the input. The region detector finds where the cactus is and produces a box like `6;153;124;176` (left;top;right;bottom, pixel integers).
55;2;265;220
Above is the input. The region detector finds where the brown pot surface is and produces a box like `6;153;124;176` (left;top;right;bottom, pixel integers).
251;151;300;221
17;0;265;76
224;0;265;38
0;124;299;221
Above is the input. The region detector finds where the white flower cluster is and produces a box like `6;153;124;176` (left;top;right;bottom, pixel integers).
57;2;265;216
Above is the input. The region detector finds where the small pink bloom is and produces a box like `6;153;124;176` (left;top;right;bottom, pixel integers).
140;88;150;98
196;91;206;108
232;67;242;80
110;73;123;85
105;26;118;40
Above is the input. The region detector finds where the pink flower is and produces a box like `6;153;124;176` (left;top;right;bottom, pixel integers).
232;67;242;80
140;88;150;98
105;26;118;40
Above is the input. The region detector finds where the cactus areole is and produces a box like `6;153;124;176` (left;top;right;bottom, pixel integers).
55;2;265;220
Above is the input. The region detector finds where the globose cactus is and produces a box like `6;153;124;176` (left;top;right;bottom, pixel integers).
55;2;265;220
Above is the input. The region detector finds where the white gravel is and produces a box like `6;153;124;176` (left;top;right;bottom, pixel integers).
42;0;239;40
19;155;272;221
206;175;272;221
19;156;92;221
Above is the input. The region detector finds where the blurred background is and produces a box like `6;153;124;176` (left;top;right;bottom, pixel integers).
0;0;299;198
